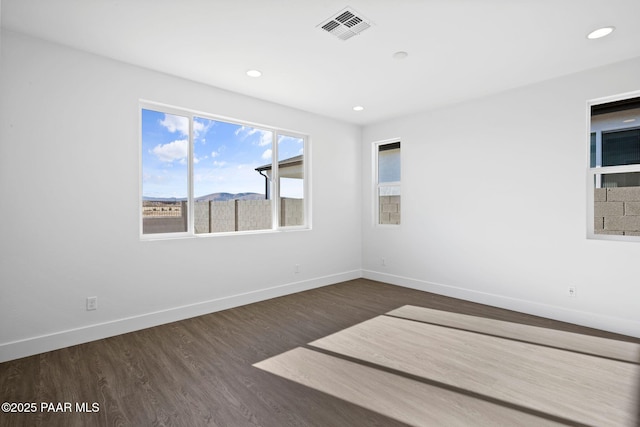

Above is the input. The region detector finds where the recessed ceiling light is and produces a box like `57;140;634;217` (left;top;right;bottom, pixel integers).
353;106;364;111
393;51;408;60
246;69;262;77
587;26;615;40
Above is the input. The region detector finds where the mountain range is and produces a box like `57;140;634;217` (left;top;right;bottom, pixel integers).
143;193;264;203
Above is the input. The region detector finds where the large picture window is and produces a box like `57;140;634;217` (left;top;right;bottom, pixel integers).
141;103;308;237
589;95;640;239
375;140;401;225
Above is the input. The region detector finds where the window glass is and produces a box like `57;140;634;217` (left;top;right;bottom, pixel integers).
377;141;401;225
590;132;596;168
141;109;189;234
601;172;640;188
140;104;309;237
378;143;401;183
278;135;305;227
590;97;640;238
193;118;273;233
602;129;640;167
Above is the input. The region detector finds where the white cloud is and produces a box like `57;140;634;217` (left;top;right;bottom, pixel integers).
235;126;273;147
213;161;227;167
257;130;272;147
193;120;204;136
159;114;189;136
151;139;188;162
194;117;216;140
159;114;214;141
278;135;303;145
262;149;272;160
234;126;249;138
211;145;226;158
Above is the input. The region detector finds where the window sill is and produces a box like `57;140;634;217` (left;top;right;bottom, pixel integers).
140;226;312;241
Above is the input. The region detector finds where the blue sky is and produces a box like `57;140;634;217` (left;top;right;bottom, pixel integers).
142;109;304;199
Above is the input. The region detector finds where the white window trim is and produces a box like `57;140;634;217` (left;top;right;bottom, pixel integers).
139;100;311;240
586;90;640;242
373;138;401;227
275;130;312;233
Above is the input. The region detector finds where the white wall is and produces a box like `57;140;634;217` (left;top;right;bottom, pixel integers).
362;56;640;338
0;31;362;362
2;29;639;364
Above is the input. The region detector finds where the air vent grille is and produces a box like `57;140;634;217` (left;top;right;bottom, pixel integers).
318;7;372;41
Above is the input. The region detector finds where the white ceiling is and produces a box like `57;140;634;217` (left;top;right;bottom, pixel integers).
3;0;640;125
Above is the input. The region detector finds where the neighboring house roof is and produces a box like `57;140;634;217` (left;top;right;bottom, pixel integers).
255;155;303;173
256;155;304;179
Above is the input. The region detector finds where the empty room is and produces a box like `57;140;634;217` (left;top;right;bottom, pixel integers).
1;1;640;426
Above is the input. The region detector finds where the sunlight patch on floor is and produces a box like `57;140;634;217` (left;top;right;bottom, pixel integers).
254;306;640;427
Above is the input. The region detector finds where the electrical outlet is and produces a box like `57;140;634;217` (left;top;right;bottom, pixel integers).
86;296;98;311
567;286;577;297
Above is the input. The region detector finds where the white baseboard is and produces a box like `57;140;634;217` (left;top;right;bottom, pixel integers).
4;269;637;363
363;270;640;339
0;270;361;363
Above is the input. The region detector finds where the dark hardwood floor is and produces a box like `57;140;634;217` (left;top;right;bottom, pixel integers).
1;279;638;427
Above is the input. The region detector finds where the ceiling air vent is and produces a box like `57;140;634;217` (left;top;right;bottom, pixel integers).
318;7;372;41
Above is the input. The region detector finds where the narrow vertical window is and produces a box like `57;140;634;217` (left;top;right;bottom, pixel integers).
277;134;305;227
589;95;640;238
376;141;401;225
141;109;190;235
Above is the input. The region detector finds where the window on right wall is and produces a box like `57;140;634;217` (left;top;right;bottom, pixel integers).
589;95;640;238
375;140;401;225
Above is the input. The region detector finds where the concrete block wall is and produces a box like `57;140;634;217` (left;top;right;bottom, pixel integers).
194;199;301;233
194;201;211;233
188;199;306;233
237;200;272;231
210;201;237;233
379;195;401;225
194;200;237;233
281;198;304;226
594;187;640;236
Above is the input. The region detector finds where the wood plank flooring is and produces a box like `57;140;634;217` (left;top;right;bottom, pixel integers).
1;279;639;427
387;305;640;363
259;309;639;426
255;347;568;427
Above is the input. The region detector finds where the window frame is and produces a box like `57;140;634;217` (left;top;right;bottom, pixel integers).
373;139;401;227
139;100;310;240
587;90;640;242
